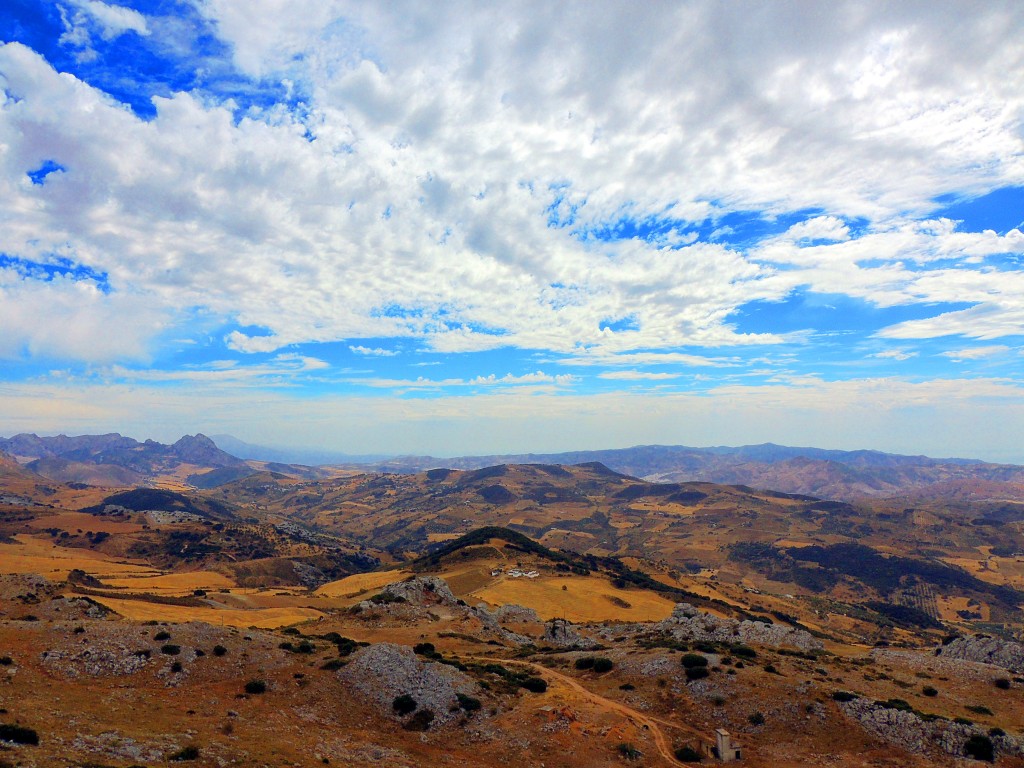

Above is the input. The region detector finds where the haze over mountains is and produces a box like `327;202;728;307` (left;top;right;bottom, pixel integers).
4;431;1024;505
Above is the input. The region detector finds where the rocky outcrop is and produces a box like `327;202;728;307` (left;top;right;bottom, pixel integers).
841;698;1024;760
936;635;1024;673
338;643;481;727
658;603;823;651
542;618;598;649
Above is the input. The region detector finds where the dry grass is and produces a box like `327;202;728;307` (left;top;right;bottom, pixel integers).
471;575;676;622
88;595;323;628
314;569;408;597
27;511;143;534
103;571;237;594
0;535;156;581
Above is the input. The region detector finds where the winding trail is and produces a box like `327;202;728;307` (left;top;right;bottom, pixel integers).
467;656;713;767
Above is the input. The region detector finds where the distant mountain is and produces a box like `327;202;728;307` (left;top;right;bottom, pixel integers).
331;443;1024;503
0;432;245;486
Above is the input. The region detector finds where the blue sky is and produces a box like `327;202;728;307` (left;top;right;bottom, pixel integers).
1;1;1023;461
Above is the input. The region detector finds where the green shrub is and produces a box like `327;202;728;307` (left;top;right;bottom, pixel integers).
154;631;171;641
966;704;993;716
456;693;481;712
520;676;548;693
161;644;181;655
685;666;710;681
0;657;12;666
681;653;708;669
403;709;434;731
922;686;938;697
617;742;642;760
831;691;858;702
169;745;200;761
392;694;417;715
244;679;267;694
414;642;436;656
320;658;346;671
593;657;614;673
170;661;183;673
675;745;703;762
994;678;1011;690
731;645;757;659
575;656;595;670
964;734;994;762
212;645;227;657
748;711;765;726
0;724;39;745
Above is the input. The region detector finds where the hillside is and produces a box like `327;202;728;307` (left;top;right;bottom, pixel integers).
2;457;1024;766
320;442;1024;503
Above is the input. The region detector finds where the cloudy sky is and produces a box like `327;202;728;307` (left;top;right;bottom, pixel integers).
1;1;1023;461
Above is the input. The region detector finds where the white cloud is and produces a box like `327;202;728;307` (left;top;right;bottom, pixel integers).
349;345;399;356
2;1;1024;368
347;370;576;389
598;371;680;380
869;349;917;361
940;345;1011;362
73;1;150;39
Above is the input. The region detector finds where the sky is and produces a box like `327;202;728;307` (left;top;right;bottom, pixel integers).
1;1;1023;462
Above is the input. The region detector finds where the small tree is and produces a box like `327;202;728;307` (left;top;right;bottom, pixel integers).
393;694;417;715
244;679;267;694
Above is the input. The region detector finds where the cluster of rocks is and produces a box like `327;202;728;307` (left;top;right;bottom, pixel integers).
657;603;823;651
541;618;599;649
936;635;1024;673
338;642;483;727
840;697;1024;760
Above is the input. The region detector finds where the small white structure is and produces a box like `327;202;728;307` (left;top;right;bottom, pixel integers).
715;729;741;762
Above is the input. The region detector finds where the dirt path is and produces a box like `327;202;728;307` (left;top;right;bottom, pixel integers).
467;656;711;767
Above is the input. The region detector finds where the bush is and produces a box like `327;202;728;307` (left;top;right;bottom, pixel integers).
403;709;435;731
994;678;1011;690
831;691;858;702
0;724;39;745
212;645;227;657
169;745;200;761
170;661;183;673
593;657;614;673
617;742;642;760
456;693;481;712
675;745;703;762
393;694;417;715
154;631;171;641
244;679;267;694
0;657;12;666
320;658;346;671
520;676;548;693
922;686;938;697
966;704;993;716
413;642;436;656
575;657;595;670
161;644;181;656
964;734;994;762
681;653;709;669
685;666;710;681
748;711;765;726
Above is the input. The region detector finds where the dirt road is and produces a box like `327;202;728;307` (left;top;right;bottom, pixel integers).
468;656;712;767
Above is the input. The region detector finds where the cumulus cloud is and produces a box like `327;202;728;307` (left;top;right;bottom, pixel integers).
940;345;1011;362
1;1;1023;373
349;345;399;356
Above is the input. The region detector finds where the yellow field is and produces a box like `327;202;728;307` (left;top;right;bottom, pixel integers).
315;569;407;597
0;535;157;581
103;571;236;594
87;596;323;628
28;511;143;534
427;533;461;542
471;576;676;623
